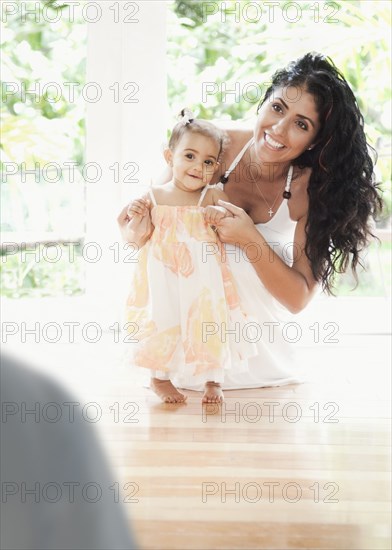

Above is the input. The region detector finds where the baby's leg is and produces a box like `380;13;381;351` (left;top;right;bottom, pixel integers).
202;381;224;404
150;371;187;403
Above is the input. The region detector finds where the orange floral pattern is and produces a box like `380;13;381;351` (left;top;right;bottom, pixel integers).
126;247;149;308
133;325;181;371
125;202;256;382
183;288;228;375
153;241;194;278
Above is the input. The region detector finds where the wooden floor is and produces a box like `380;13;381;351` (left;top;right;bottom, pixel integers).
96;342;391;550
3;299;391;550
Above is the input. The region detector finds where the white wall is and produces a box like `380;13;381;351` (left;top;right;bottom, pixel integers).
85;1;168;324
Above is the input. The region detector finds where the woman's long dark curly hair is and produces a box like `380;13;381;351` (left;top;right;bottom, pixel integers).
259;53;383;294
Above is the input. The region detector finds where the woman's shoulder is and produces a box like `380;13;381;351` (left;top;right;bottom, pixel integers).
212;120;253;181
214;119;252;141
213;117;252;140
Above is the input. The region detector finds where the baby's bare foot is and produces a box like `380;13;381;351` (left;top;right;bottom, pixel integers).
202;381;224;404
150;378;187;403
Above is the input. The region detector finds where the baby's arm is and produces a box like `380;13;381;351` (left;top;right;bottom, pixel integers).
203;187;233;226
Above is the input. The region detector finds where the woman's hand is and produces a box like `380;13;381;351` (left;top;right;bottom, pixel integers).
127;198;151;218
117;197;153;247
213;200;258;247
203;205;232;227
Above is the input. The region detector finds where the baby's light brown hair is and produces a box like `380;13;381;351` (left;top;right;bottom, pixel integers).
168;108;229;162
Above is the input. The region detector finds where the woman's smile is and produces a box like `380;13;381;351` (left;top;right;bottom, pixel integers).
254;85;320;162
264;132;286;150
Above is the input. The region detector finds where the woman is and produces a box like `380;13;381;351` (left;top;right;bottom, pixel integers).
118;52;382;392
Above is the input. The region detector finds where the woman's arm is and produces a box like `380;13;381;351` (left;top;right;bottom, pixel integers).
203;188;233;226
215;201;319;314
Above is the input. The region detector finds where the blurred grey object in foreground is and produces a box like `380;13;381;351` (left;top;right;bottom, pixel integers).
1;353;137;550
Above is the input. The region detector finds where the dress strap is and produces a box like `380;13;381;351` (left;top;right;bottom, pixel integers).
221;137;254;183
197;184;212;206
148;187;157;207
284;165;294;192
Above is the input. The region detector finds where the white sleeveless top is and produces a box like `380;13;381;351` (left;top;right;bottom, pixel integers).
219;138;298;266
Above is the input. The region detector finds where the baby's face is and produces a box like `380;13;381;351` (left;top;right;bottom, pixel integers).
170;133;220;191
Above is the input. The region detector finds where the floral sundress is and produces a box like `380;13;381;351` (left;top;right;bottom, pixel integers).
125;186;257;385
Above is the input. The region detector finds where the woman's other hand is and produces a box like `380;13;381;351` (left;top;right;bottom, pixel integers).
203;205;232;227
213;200;258;246
117;197;152;247
127;197;151;218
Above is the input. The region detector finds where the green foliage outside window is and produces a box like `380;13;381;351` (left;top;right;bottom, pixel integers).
1;1;86;297
1;0;390;298
167;0;391;296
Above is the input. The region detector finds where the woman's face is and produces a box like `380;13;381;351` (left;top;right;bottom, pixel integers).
254;85;320;163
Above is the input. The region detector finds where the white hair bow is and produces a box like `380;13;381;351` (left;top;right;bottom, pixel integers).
178;108;194;126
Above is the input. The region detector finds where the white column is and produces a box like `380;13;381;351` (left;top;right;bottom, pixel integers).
85;1;167;324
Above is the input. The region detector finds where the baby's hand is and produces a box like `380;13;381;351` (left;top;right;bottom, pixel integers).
203;205;232;226
127;198;151;219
